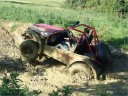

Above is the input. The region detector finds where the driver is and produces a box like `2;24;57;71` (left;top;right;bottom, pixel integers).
56;31;71;50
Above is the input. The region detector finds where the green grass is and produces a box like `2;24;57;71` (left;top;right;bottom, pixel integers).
0;0;64;7
0;0;128;50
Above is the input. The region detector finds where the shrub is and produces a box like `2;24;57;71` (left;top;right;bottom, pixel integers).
65;0;87;8
0;72;41;96
65;0;102;9
99;0;127;12
65;0;128;16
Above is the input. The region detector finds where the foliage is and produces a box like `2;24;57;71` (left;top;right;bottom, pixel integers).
99;0;128;13
65;0;87;8
48;86;72;96
65;0;128;15
0;72;41;96
65;0;101;8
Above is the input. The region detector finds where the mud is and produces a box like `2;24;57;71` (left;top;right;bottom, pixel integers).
0;22;127;96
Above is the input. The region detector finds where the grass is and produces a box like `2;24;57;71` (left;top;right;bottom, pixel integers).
0;0;128;50
0;0;64;7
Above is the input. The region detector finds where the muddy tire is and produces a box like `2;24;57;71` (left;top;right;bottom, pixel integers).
96;42;113;67
69;61;94;79
19;40;39;62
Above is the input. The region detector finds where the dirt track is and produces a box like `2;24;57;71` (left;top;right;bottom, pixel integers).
0;22;128;96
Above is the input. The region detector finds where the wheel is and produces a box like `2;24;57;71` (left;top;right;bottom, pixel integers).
69;61;94;80
96;42;113;67
19;40;39;62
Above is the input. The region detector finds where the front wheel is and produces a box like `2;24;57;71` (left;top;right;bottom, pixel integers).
19;40;39;62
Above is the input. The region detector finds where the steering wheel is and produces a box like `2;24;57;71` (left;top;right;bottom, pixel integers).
49;35;57;43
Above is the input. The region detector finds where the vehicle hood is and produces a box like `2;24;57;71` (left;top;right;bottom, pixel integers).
26;24;64;37
34;24;64;32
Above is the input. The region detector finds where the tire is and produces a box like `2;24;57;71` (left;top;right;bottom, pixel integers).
69;61;94;79
96;42;113;67
19;40;39;62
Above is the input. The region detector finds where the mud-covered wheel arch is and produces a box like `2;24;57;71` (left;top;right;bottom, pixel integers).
69;60;94;79
69;60;103;80
19;40;39;62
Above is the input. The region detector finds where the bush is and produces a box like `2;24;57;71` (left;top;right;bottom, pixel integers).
65;0;102;9
99;0;127;12
65;0;87;8
0;72;41;96
65;0;128;16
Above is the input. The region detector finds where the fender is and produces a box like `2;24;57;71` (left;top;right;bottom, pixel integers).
70;60;102;79
25;29;44;55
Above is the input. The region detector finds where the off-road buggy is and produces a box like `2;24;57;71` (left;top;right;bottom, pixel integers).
19;21;113;79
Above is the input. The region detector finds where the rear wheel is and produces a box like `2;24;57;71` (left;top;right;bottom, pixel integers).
96;42;113;67
19;40;39;62
69;61;94;80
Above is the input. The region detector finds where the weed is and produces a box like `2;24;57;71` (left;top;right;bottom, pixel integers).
0;72;41;96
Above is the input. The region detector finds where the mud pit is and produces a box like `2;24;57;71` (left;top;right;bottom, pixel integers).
0;22;128;96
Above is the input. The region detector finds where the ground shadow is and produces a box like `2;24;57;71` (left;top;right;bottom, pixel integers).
29;58;66;68
107;37;128;50
0;56;25;73
70;80;128;96
104;37;128;74
110;54;128;72
107;44;128;75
